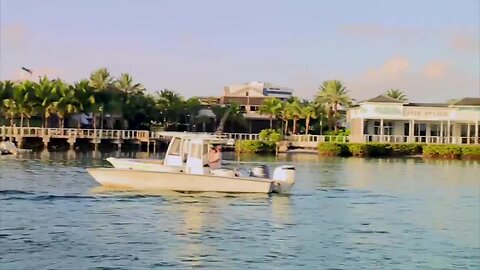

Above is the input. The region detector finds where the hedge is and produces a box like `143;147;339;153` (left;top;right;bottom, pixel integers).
423;145;480;160
319;143;424;157
317;143;349;156
317;143;480;159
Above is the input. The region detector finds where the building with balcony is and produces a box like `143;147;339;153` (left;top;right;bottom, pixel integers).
220;81;294;133
347;96;480;144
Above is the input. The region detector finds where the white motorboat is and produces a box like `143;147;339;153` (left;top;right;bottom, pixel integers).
87;136;295;194
105;134;227;172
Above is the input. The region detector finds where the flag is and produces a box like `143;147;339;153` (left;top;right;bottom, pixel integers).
21;67;33;75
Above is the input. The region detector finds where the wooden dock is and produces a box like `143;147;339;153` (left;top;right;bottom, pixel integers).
0;126;347;151
1;126;150;150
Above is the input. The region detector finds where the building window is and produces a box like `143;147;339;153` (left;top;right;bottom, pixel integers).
250;106;258;111
384;122;393;135
246;91;249;96
430;124;440;136
374;121;380;135
373;121;393;135
240;106;247;113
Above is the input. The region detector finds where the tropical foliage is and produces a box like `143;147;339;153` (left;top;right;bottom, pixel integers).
315;80;352;132
259;97;282;128
0;69;205;130
385;89;408;102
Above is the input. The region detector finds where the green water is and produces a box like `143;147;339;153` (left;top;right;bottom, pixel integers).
0;151;479;269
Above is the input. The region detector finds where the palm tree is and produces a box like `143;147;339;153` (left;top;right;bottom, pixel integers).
155;89;184;128
0;81;17;125
51;80;79;128
14;80;37;127
89;68;113;128
2;97;18;126
278;102;292;136
225;102;246;132
259;97;282;129
89;68;113;91
385;89;408;102
315;80;351;132
185;97;202;131
114;73;144;94
123;92;156;129
34;76;57;128
286;100;303;134
72;80;97;128
302;103;317;135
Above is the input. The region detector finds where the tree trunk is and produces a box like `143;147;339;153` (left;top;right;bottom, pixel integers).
20;115;24;128
284;120;289;135
305;116;310;135
333;102;338;132
269;116;273;129
27;118;30;128
44;113;48;128
92;114;97;129
328;106;333;131
293;118;297;134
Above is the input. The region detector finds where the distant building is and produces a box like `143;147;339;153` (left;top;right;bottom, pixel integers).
220;81;294;133
347;95;480;144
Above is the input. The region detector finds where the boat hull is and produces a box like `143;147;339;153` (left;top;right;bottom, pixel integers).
86;168;274;193
106;157;182;172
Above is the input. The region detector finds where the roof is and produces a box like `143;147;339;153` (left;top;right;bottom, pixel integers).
405;103;448;107
452;97;480;106
363;95;404;103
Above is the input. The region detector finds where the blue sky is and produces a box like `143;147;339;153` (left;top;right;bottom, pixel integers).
1;0;479;101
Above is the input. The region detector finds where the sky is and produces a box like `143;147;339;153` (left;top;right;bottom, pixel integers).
1;0;479;102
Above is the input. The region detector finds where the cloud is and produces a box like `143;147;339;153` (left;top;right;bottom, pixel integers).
339;24;428;40
1;23;29;47
345;56;478;102
422;61;449;79
367;56;410;79
339;23;480;54
449;34;480;53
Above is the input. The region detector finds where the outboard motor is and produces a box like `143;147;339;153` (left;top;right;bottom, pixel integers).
272;165;295;193
0;141;17;155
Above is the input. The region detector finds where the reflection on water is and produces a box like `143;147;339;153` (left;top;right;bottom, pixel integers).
0;151;479;269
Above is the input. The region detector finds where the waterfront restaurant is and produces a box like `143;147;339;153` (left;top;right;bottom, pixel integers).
347;96;480;144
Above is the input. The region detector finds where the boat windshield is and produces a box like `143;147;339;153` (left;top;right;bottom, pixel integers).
189;143;203;159
168;137;182;156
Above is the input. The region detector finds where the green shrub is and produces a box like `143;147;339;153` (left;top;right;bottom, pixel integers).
461;146;480;160
318;143;349;156
423;145;462;159
323;129;351;136
235;140;276;153
388;143;424;156
259;129;281;142
348;143;368;157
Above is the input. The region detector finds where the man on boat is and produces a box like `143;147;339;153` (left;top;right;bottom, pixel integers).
209;145;222;169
